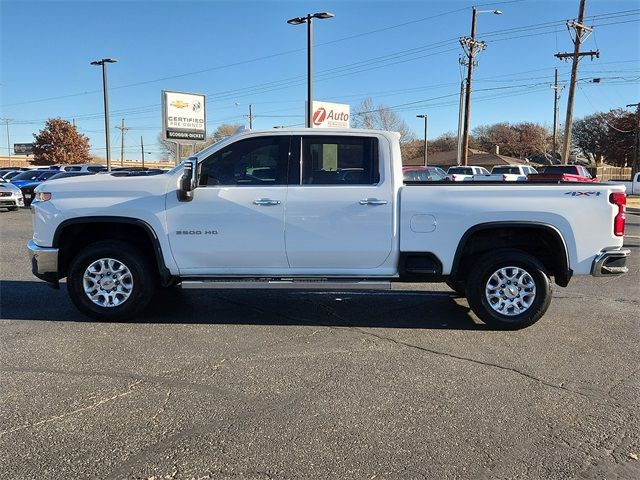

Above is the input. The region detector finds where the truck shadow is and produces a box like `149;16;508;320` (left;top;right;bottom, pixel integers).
0;280;485;330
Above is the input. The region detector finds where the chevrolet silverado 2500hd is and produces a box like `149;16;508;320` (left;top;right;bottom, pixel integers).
27;128;630;329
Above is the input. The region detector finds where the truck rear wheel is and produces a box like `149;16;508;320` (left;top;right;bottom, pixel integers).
466;249;551;330
67;241;156;321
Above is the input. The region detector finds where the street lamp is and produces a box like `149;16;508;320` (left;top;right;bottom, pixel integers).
416;114;428;166
460;8;501;165
287;12;334;128
90;58;117;172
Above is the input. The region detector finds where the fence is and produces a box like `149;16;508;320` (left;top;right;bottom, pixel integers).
587;166;632;181
0;156;175;170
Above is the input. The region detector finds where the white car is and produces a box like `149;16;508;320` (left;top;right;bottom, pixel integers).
467;165;539;182
0;178;25;211
27;128;629;329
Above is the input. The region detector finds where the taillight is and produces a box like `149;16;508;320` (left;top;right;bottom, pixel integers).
609;192;626;236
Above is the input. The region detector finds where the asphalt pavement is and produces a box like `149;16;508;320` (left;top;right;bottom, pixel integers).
0;208;639;480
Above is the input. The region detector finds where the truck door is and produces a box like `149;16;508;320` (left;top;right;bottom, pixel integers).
285;134;394;270
166;135;291;274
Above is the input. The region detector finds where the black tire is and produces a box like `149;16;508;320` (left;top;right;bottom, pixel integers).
466;248;551;330
446;279;466;296
8;206;18;211
67;240;156;321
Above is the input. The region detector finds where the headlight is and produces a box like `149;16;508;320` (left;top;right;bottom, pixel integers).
34;192;52;202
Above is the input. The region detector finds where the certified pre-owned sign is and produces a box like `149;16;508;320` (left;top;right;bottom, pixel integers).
311;101;350;129
162;91;206;142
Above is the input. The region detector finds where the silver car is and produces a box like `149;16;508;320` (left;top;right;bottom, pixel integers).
0;178;25;211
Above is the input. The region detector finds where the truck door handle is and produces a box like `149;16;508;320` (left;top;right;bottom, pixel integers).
359;198;388;206
253;198;281;206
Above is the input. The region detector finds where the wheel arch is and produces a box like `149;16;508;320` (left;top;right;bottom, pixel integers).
450;222;572;287
53;216;173;286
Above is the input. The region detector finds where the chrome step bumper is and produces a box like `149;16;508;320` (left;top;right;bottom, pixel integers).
27;240;59;287
591;248;631;276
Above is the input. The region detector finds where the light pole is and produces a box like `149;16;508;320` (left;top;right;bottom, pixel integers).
287;12;334;128
416;114;428;166
460;8;501;165
90;58;117;172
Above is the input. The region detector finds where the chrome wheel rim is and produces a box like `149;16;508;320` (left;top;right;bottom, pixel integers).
83;258;133;308
485;266;536;317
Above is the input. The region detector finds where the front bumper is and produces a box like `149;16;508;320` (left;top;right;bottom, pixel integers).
27;240;59;287
591;248;631;276
0;195;24;208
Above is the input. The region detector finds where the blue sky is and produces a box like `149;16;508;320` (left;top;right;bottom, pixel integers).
1;0;639;161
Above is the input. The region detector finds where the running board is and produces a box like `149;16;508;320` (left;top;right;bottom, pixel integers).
180;279;392;290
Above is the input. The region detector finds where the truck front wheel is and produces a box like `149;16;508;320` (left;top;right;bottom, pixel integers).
67;241;156;321
466;249;551;330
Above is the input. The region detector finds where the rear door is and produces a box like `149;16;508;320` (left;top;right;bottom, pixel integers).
284;134;394;270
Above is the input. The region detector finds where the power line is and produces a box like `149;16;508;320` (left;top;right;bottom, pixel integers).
3;7;637;109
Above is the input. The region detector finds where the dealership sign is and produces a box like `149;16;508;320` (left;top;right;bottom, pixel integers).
311;101;350;129
162;90;206;142
14;143;35;155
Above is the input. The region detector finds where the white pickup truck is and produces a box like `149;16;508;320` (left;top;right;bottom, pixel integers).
457;165;538;182
612;172;640;196
27;128;630;329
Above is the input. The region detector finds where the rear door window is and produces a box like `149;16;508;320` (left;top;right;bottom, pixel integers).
299;136;379;185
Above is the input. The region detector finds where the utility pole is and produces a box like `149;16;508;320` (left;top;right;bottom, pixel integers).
555;0;599;164
456;79;465;166
416;114;428;166
248;104;254;129
115;118;129;167
627;103;640;176
459;8;501;165
2;119;12;167
550;68;565;159
140;136;145;169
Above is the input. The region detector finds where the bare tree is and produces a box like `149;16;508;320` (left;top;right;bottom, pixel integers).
473;122;551;158
352;98;415;145
573;109;635;166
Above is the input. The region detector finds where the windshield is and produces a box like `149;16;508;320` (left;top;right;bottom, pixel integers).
11;170;43;181
36;171;58;181
48;172;88;181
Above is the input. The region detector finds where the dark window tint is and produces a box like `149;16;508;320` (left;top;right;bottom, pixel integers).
11;170;42;181
492;166;520;174
199;136;289;186
447;167;472;175
87;166;105;172
36;171;58;181
301;136;379;185
404;170;432;182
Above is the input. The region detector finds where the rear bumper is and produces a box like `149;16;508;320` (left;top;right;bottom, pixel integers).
591;248;631;276
27;240;59;287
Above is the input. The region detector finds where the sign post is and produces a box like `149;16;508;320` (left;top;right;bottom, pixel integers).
162;90;206;164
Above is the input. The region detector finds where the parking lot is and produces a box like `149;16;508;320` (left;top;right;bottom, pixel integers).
1;207;639;479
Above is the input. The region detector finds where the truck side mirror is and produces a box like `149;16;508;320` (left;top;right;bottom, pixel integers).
178;157;198;202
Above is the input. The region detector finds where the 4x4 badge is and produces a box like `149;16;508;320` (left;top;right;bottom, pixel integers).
564;191;601;197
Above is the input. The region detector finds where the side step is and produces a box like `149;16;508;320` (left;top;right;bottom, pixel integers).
180;278;392;290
